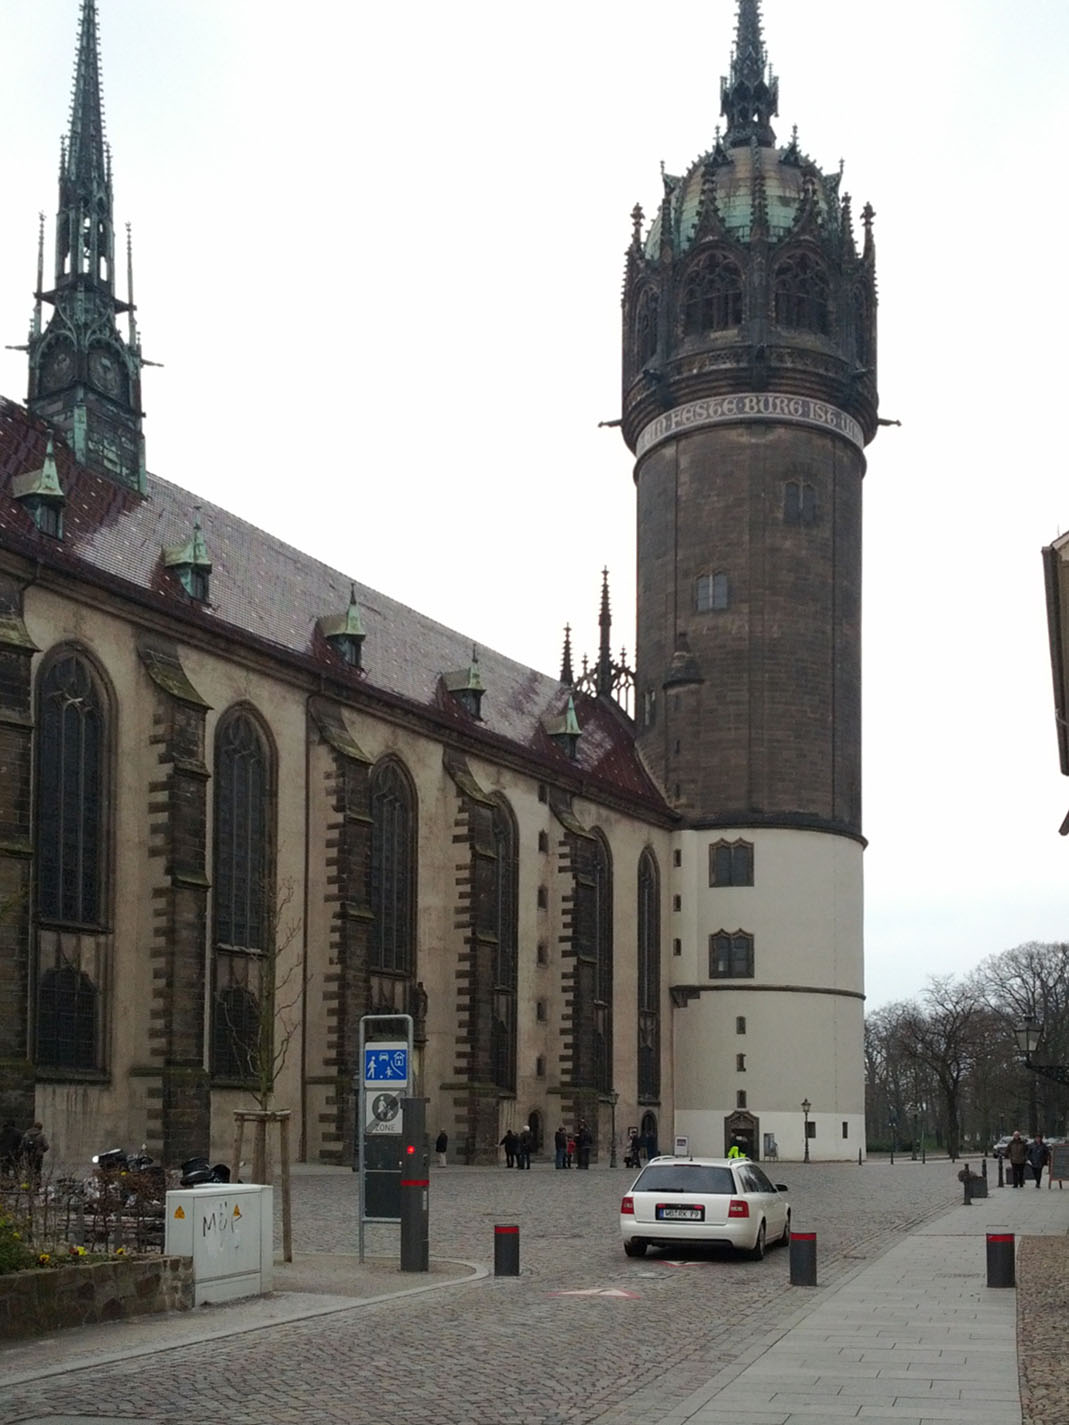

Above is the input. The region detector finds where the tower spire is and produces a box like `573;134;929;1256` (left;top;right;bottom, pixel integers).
721;0;778;149
67;1;108;211
26;0;146;493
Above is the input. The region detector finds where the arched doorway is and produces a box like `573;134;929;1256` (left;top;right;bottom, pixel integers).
527;1109;543;1155
725;1110;759;1160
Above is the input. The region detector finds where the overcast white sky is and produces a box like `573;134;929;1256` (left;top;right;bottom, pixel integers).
1;1;1067;1012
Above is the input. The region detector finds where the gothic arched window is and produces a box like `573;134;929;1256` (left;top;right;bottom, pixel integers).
37;651;108;926
681;253;743;337
370;759;417;975
212;709;274;1083
634;287;659;366
592;833;613;1093
492;798;518;1093
214;712;270;952
773;251;830;335
637;850;660;1103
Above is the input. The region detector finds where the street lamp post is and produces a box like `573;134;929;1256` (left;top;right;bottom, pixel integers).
801;1098;811;1163
1014;1015;1069;1086
609;1091;619;1169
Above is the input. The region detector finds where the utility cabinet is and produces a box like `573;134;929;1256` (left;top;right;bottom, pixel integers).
165;1183;273;1304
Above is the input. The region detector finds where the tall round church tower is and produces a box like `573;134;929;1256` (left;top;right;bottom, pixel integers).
622;1;879;1159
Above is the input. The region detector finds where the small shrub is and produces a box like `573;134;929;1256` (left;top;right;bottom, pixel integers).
0;1211;33;1275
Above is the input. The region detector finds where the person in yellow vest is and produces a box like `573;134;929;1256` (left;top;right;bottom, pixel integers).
727;1140;746;1159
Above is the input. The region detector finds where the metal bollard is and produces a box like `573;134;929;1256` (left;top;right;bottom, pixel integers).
986;1230;1015;1288
789;1231;817;1286
494;1223;520;1276
998;1156;1005;1188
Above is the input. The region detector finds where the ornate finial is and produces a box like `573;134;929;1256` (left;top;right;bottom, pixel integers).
561;624;575;686
721;0;778;149
861;202;876;262
630;203;644;251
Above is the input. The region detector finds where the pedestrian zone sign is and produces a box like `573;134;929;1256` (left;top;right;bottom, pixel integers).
363;1043;408;1086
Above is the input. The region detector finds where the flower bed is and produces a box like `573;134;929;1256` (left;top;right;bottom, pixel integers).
0;1253;192;1339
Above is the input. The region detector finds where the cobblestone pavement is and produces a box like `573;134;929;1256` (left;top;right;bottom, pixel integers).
0;1159;962;1425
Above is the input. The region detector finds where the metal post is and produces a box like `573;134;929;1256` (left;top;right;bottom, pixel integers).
494;1224;520;1276
801;1098;811;1163
400;1097;429;1273
986;1230;1015;1288
789;1231;817;1285
609;1092;618;1169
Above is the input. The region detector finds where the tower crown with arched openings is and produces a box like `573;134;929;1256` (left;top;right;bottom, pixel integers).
621;0;878;454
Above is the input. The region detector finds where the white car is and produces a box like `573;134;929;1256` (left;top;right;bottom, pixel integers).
620;1156;790;1260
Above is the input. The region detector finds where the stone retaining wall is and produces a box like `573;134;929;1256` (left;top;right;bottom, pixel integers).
0;1255;193;1340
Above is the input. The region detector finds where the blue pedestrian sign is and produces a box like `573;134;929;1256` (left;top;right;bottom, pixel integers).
363;1043;408;1086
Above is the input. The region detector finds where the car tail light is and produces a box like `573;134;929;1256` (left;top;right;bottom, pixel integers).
620;1195;634;1215
728;1198;750;1218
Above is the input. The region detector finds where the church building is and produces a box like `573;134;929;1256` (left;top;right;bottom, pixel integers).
0;0;878;1168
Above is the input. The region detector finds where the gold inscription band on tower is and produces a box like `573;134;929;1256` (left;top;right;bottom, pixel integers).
635;392;865;460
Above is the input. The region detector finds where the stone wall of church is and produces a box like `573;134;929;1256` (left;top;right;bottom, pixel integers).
10;570;672;1170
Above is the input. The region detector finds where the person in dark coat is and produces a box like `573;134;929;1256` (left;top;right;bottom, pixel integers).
21;1121;48;1186
1028;1134;1051;1189
554;1126;566;1169
0;1121;21;1177
517;1126;532;1169
500;1128;517;1168
435;1130;448;1167
1007;1130;1028;1188
577;1121;592;1169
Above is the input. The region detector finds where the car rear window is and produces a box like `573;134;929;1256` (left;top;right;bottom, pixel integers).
632;1164;735;1194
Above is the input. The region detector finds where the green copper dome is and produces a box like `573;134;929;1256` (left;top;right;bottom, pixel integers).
645;140;840;258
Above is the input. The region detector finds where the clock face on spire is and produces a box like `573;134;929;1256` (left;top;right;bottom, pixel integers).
89;347;122;397
40;341;75;394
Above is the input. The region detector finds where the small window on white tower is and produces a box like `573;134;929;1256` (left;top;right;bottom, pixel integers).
709;931;754;979
736;1016;746;1034
709;839;754;887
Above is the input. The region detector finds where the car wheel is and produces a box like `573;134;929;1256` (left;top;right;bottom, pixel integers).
748;1221;766;1261
623;1239;647;1258
779;1211;790;1246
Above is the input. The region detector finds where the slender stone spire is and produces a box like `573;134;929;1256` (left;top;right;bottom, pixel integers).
560;624;575;686
597;568;613;697
67;1;108;209
721;0;778;149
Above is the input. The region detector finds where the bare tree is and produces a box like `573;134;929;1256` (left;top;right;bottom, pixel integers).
895;977;988;1159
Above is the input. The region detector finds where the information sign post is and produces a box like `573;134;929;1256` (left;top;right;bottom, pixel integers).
357;1014;413;1262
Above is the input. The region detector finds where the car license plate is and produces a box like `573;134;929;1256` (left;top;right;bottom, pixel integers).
656;1204;703;1221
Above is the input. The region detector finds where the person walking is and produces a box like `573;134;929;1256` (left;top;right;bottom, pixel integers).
1007;1130;1028;1188
435;1130;448;1167
500;1128;517;1168
565;1131;575;1168
517;1125;532;1169
1028;1134;1051;1189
